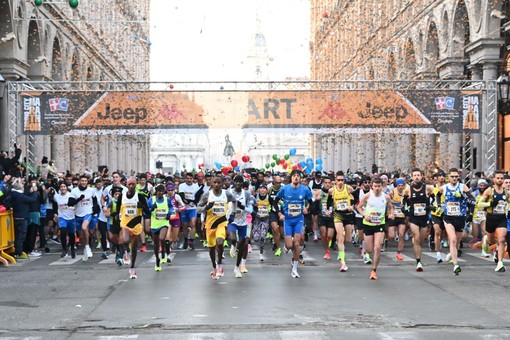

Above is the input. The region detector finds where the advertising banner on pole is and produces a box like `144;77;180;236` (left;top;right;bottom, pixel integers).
21;89;481;134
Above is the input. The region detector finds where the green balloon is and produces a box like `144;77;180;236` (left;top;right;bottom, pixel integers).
260;168;265;173
284;154;290;160
271;162;276;167
34;0;44;6
272;154;278;160
69;0;79;8
265;163;270;169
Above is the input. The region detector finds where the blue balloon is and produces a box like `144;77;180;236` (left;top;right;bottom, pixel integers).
307;162;314;170
316;165;323;172
299;160;306;168
306;158;313;164
234;166;240;171
289;148;297;156
316;158;323;165
215;162;221;170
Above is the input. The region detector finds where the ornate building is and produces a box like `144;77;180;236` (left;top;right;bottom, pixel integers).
0;0;151;174
310;0;508;173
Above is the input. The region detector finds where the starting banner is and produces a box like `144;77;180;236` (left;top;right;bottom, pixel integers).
21;89;481;134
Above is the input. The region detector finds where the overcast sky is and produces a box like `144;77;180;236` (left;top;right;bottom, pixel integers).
149;0;310;82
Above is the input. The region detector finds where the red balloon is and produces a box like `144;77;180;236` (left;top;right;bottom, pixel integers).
231;160;238;168
292;165;298;170
242;155;250;163
297;163;302;170
169;84;174;89
222;167;229;175
282;163;288;169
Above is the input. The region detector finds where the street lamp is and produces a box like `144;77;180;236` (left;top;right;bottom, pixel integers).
497;74;510;114
0;74;6;99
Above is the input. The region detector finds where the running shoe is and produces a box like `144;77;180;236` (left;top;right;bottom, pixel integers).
453;264;461;275
416;262;424;272
230;245;236;258
445;253;452;263
28;250;42;257
234;266;243;278
340;264;348;272
210;268;218;280
14;252;29;260
194;232;200;239
266;231;272;240
274;248;282;257
123;252;131;266
116;257;123;266
223;239;229;247
436;252;443;264
101;251;108;260
240;264;248;273
171;241;178;249
248;244;252;253
363;254;372;264
82;249;88;261
298;254;305;264
495;261;506;272
140;244;147;252
188;240;195;250
369;270;377;280
61;250;68;258
259;254;265;262
44;246;50;253
217;265;224;277
85;245;93;258
441;239;448;248
70;248;76;259
160;256;168;264
323;250;331;260
493;251;499;264
291;264;300;278
482;242;489;254
129;268;137;279
154;262;162;272
481;249;490;258
395;253;404;261
313;235;318;243
202;240;208;248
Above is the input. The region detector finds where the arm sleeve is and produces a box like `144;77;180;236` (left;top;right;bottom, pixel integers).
196;192;210;214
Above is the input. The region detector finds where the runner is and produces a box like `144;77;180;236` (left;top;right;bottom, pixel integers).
147;184;173;272
472;179;489;257
268;175;284;256
439;168;475;275
196;175;236;279
402;168;434;272
357;177;394;280
430;171;446;263
178;172;201;250
273;170;314;278
353;176;371;263
478;171;510;272
317;176;334;260
117;177;150;279
252;183;270;261
52;182;76;258
136;174;153;253
328;171;355;272
388;178;407;261
164;182;186;260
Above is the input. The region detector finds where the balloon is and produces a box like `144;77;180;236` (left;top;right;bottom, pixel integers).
222;167;229;175
282;163;288;169
316;158;323;165
265;163;270;169
316;165;323;172
292;165;298;170
306;158;313;164
231;160;238;168
284;154;290;160
69;0;79;8
234;166;240;171
272;154;278;160
169;84;174;89
215;162;221;170
271;162;276;167
260;168;266;173
35;0;44;6
299;161;306;168
242;155;250;163
289;148;297;156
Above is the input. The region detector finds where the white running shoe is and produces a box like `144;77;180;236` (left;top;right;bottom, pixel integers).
234;266;243;278
85;245;93;258
82;250;88;261
230;245;236;258
28;251;42;257
495;261;506;272
481;249;490;258
436;252;443;264
445;253;452;263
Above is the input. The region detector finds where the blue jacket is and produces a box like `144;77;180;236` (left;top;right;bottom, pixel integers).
11;190;37;219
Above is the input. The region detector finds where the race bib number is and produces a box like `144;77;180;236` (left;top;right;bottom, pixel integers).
336;199;349;211
258;205;269;218
288;204;302;217
59;204;69;211
475;210;485;219
125;204;137;217
446;202;460;216
170;212;178;220
212;203;225;216
235;209;243;218
367;212;382;224
413;203;426;216
184;192;194;201
155;209;167;220
494;201;506;214
81;198;92;207
322;203;329;215
394;208;403;217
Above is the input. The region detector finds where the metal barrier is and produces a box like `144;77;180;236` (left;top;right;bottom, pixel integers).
0;209;16;265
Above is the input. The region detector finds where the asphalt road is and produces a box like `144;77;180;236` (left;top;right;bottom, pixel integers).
1;237;509;339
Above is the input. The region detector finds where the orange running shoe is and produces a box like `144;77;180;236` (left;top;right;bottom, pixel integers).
369;270;378;280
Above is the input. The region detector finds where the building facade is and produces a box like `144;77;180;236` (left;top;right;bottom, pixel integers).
0;0;151;174
310;0;509;173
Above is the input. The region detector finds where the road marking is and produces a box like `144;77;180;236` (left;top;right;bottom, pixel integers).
11;256;43;266
422;252;465;262
384;251;414;261
278;330;327;339
465;252;497;262
378;331;418;339
98;336;138;340
49;257;82;265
